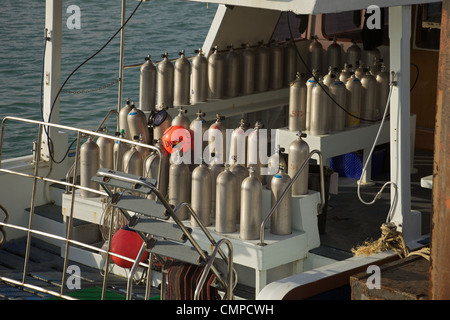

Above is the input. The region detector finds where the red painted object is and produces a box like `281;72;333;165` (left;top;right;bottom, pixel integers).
110;226;148;268
161;125;192;154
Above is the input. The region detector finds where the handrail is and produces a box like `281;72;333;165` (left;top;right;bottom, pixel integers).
96;170;229;291
194;238;234;300
0;116;162;173
258;149;325;246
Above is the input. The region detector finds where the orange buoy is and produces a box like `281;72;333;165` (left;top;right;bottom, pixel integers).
161;125;192;154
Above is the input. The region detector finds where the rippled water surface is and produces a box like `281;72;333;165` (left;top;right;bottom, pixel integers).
0;0;217;159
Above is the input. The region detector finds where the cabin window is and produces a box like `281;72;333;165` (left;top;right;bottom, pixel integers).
414;3;441;51
271;12;308;42
322;9;389;44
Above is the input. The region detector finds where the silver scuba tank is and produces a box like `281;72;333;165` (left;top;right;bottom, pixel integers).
139;55;157;112
305;69;319;132
247;121;264;183
113;130;128;171
266;145;286;190
123;137;144;176
354;60;366;80
190;160;212;227
191;49;208;104
171;107;190;130
362;48;381;74
208;45;225;99
230;155;249;219
143;139;170;200
346;40;361;69
308;36;323;72
284;39;298;87
168;150;190;220
270;166;292;235
255;41;270;92
173;50;191;107
345;74;362;128
118;98;133;141
207;114;226;164
127;102;152;157
289;72;307;132
152;107;172;141
269;40;284;90
240;167;262;240
228;118;248;166
310;79;330;135
323;66;337;87
288;132;309;195
327;36;342;70
329;78;347;132
240;43;255;95
157;52;174;109
339;63;352;83
80;136;100;198
215;165;237;233
189;110;208;165
360;69;377;124
225;44;240;98
96;128;114;170
209;154;224;218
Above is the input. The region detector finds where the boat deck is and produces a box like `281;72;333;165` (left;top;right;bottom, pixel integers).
0;148;433;300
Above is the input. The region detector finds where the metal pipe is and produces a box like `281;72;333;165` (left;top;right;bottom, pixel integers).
258;149;325;246
126;241;147;300
0;221;150;268
194;238;234;300
96;170;228;290
175;202;229;263
117;0;126;124
60;130;82;296
0;116;162;195
22;123;43;283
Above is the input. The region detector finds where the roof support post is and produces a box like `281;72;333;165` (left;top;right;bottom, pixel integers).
388;5;421;244
41;0;67;162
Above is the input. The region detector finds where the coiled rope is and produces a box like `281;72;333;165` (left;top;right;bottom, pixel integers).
352;222;430;261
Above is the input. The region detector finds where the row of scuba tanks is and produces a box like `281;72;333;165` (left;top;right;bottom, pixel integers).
295;37;390;135
139;39;301;110
79;102;311;240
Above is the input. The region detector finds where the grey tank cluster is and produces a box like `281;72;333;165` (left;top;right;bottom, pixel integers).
292;37;390;135
79;108;313;242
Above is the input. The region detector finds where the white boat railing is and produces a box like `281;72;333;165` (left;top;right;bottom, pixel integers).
0;116;163;300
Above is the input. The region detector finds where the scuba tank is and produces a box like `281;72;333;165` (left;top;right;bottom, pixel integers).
288;132;310;195
240;43;255;95
215;165;237;233
191;49;208;104
225;44;240;98
173;50;191;107
139;55;157;112
80;136;100;198
157;52;174;109
289;73;307;132
240;167;262;240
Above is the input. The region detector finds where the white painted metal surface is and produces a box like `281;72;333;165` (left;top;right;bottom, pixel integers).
277;115;417;184
188;0;440;15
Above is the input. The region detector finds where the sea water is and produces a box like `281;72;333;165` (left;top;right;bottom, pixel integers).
0;0;217;159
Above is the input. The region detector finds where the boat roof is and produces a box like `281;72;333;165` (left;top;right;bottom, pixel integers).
187;0;441;14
